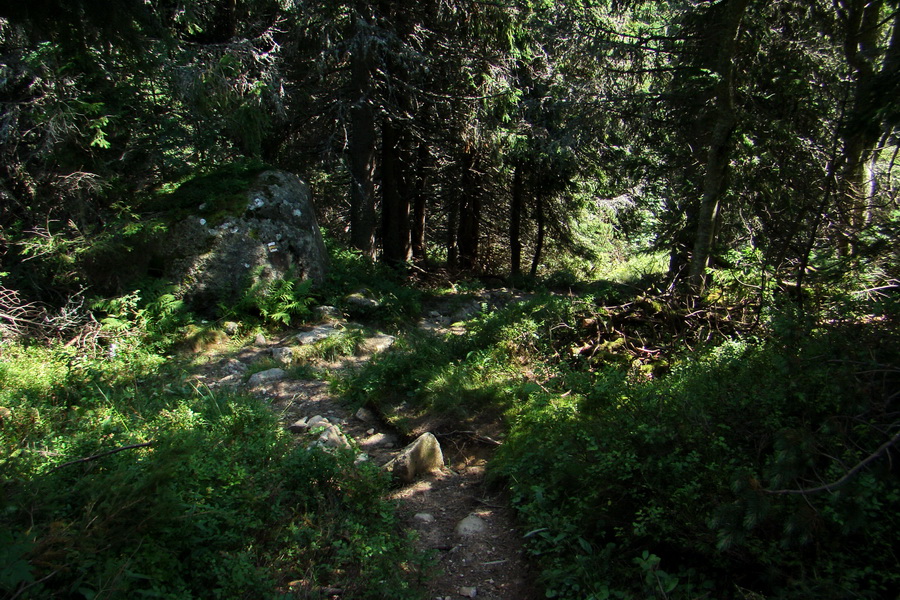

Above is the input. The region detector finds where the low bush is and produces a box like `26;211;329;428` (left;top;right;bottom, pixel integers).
0;342;427;599
493;313;900;599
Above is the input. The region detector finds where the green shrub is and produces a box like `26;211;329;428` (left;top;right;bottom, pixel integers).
493;321;900;599
0;342;427;600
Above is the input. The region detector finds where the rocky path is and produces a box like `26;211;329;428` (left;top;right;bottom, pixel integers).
189;301;541;599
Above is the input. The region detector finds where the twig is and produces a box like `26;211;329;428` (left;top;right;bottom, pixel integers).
49;442;154;472
763;429;900;495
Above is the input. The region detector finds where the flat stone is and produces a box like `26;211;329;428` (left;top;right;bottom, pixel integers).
359;334;395;354
295;324;338;345
414;513;435;524
247;367;286;386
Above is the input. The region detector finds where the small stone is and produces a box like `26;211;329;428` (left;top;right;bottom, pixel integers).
414;513;435;523
223;321;240;335
254;333;267;346
458;587;477;598
271;346;294;364
455;514;487;537
366;428;375;435
247;367;286;387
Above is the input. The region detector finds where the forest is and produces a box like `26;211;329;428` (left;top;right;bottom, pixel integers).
1;0;898;598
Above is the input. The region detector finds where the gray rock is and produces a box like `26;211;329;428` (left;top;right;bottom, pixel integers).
317;424;350;449
254;333;267;346
455;514;487;537
287;417;308;433
306;415;330;429
223;321;240;335
458;587;477;598
161;170;329;311
221;358;248;374
345;292;380;311
247;367;286;386
383;432;444;483
295;324;338;345
271;346;294;364
359;334;395;354
414;513;435;524
314;305;340;319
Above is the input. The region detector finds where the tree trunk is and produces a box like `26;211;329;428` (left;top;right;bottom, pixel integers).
530;196;545;278
411;144;429;262
689;0;750;290
835;0;892;254
457;148;481;271
380;117;412;264
510;161;524;277
348;14;377;258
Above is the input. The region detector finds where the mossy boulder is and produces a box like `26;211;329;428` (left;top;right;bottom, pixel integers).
162;170;329;312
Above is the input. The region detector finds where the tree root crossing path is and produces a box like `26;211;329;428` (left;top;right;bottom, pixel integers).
188;294;541;600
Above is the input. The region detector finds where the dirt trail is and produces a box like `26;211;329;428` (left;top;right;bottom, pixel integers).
191;311;541;599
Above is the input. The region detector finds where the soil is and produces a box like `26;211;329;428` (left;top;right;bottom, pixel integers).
188;307;543;600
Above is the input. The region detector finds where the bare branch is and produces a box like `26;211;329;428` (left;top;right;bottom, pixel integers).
764;429;900;495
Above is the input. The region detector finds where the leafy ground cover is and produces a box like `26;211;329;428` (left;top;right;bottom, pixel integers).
0;340;427;599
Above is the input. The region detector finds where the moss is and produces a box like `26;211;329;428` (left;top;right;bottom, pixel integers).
142;160;271;225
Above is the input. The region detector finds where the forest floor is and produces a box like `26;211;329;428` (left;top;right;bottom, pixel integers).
186;299;543;600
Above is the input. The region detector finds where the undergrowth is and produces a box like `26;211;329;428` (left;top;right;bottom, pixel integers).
0;342;427;599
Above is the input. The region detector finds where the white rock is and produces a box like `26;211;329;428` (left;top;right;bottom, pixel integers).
458;587;477;598
414;513;435;523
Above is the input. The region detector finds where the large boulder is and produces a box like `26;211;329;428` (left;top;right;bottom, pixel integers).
164;170;328;310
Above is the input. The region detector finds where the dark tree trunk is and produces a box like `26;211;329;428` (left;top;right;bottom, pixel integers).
380;117;411;264
348;12;377;258
835;0;892;254
510;161;524;277
689;0;750;289
457;148;481;271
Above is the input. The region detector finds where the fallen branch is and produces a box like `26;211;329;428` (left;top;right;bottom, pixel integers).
763;429;900;495
49;442;154;472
